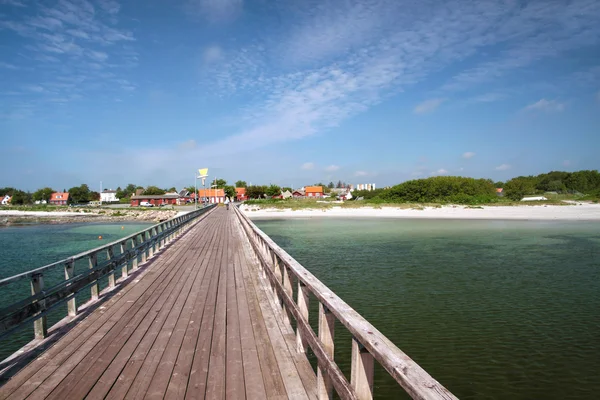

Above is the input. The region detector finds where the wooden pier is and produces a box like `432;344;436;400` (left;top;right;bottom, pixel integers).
0;206;457;399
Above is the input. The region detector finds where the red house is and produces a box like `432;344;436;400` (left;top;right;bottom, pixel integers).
305;186;324;198
198;188;226;204
235;187;247;201
130;194;179;206
49;192;69;205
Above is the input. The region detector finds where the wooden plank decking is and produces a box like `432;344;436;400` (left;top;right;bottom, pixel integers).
0;207;316;400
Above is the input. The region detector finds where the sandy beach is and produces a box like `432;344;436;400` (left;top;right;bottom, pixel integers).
240;203;600;221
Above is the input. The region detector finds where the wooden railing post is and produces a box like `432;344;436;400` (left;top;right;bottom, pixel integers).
140;233;147;264
89;252;99;300
281;265;292;325
30;273;47;339
64;260;76;317
120;241;128;279
106;246;115;289
148;229;155;258
351;337;375;400
131;236;139;270
317;303;335;399
296;281;309;353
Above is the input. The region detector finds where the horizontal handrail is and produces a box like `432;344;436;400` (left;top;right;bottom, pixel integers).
0;205;216;342
235;206;457;400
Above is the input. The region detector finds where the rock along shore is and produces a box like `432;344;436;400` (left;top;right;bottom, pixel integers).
0;208;180;226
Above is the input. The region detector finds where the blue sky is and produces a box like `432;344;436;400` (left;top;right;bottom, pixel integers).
1;0;599;191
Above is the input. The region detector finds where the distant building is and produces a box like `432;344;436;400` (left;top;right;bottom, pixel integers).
198;188;225;204
292;190;305;198
305;186;324;198
235;187;248;201
355;183;376;191
521;196;548;202
281;190;293;199
100;189;119;203
1;195;11;205
496;188;504;196
130;194;179;207
49;192;69;205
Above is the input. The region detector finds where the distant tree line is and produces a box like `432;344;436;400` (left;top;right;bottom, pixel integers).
501;170;600;201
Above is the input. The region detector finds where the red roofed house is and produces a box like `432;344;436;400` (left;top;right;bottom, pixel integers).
198;188;226;204
305;186;324;198
235;187;247;201
49;192;69;205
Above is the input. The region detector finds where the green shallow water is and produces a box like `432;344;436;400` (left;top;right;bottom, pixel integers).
0;222;153;361
254;218;600;400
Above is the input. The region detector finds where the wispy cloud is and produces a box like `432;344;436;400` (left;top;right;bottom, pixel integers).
462;152;475;159
495;164;511;171
414;98;445;115
471;92;506;103
0;0;136;110
191;0;600;156
301;162;314;170
0;61;18;69
430;168;448;176
355;171;368;177
185;0;243;22
203;45;223;64
0;0;26;7
523;99;565;113
325;165;340;172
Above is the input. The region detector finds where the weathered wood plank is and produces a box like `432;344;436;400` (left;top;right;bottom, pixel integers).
317;303;335;400
351;338;374;400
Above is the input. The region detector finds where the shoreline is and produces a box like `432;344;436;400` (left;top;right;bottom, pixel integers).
0;209;184;226
240;203;600;221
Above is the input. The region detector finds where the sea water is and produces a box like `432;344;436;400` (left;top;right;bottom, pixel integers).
0;222;153;361
254;218;600;400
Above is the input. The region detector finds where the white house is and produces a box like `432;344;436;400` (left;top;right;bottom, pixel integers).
100;189;119;203
521;196;548;202
1;195;11;205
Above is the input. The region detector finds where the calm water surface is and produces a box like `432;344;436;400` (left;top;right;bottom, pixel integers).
0;222;153;360
254;218;600;400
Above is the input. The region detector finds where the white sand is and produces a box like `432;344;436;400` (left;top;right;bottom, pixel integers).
240;203;600;221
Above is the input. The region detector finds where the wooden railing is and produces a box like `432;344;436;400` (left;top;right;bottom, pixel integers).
0;205;216;342
234;206;458;400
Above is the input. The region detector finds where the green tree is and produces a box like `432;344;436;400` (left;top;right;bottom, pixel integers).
504;178;535;201
282;187;292;193
10;190;31;205
224;185;236;200
0;187;16;197
215;179;227;188
33;187;54;202
328;182;335;188
68;184;91;204
265;184;281;197
246;185;267;199
89;191;100;201
494;181;504;188
166;187;177;192
143;186;166;195
235;180;247;188
185;186;196;194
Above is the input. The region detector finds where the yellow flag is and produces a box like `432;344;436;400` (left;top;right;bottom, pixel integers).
198;168;208;177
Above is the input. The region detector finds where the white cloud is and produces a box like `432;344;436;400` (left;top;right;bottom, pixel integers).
0;0;137;105
495;164;511;171
430;169;448;176
462;152;475;159
0;0;26;6
301;162;314;170
471;92;506;103
523;98;565;113
325;165;340;172
185;0;243;22
414;98;445;114
203;45;223;64
0;61;18;69
355;171;368;177
192;0;600;156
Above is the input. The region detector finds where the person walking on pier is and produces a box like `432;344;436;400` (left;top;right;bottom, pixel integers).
225;196;230;210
